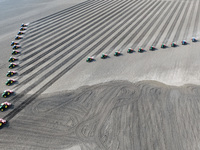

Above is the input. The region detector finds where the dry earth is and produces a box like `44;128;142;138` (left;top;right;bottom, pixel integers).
1;80;200;150
0;0;200;149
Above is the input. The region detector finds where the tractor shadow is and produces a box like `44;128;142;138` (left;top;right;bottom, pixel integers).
149;48;158;51
114;53;123;57
7;72;18;78
6;81;19;86
127;50;136;54
138;50;147;53
101;55;111;59
171;45;179;48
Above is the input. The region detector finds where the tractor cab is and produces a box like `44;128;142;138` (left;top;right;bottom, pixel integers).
191;37;197;42
127;48;134;53
161;44;166;48
149;46;155;50
171;42;177;47
101;53;108;59
86;57;94;62
181;40;187;45
138;47;144;53
114;51;121;56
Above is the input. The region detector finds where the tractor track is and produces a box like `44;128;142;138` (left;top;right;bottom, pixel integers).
16;0;143;81
75;86;120;148
4;1;155;121
192;0;200;37
103;0;159;55
21;1;117;54
92;1;160;56
152;1;180;46
22;1;108;43
108;1;164;52
142;2;173;48
162;1;185;44
173;1;190;42
124;1;168;50
19;0;134;70
2;1;200;149
20;0;114;55
19;0;126;61
183;0;196;40
28;1;94;28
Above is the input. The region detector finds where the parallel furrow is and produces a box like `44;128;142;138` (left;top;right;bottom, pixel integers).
21;1;114;51
103;1;159;55
183;1;196;39
173;1;190;42
112;1;165;51
20;0;125;61
152;1;179;46
29;1;93;27
126;1;168;50
17;0;142;81
4;1;152;121
192;0;200;37
142;2;173;48
23;1;107;42
162;1;185;44
19;0;138;70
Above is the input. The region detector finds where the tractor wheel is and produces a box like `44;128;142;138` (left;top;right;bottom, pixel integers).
7;84;10;86
11;81;13;83
4;95;6;98
1;109;3;112
0;123;2;126
8;93;10;95
5;105;7;108
11;73;13;75
8;75;10;77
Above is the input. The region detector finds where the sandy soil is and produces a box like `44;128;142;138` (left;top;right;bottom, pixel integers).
0;0;200;149
0;0;86;92
1;80;200;150
4;0;199;95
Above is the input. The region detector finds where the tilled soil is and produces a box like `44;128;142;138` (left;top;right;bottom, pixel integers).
0;80;200;150
1;1;200;149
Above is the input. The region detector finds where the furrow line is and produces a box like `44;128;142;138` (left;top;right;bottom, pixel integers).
9;0;148;107
4;10;143;121
173;1;190;42
192;0;200;37
21;1;115;49
23;1;107;41
113;1;164;51
142;1;173;48
152;1;179;46
103;0;159;55
90;1;158;57
162;1;185;44
123;1;167;50
183;1;196;39
18;0;135;68
16;0;142;80
3;1;161;122
30;1;93;27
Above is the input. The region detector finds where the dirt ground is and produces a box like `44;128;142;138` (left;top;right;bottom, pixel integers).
1;80;200;150
0;0;200;149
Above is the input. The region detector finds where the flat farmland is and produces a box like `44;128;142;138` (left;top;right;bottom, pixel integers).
0;0;200;149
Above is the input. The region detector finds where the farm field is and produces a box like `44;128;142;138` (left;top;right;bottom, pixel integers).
0;0;200;149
